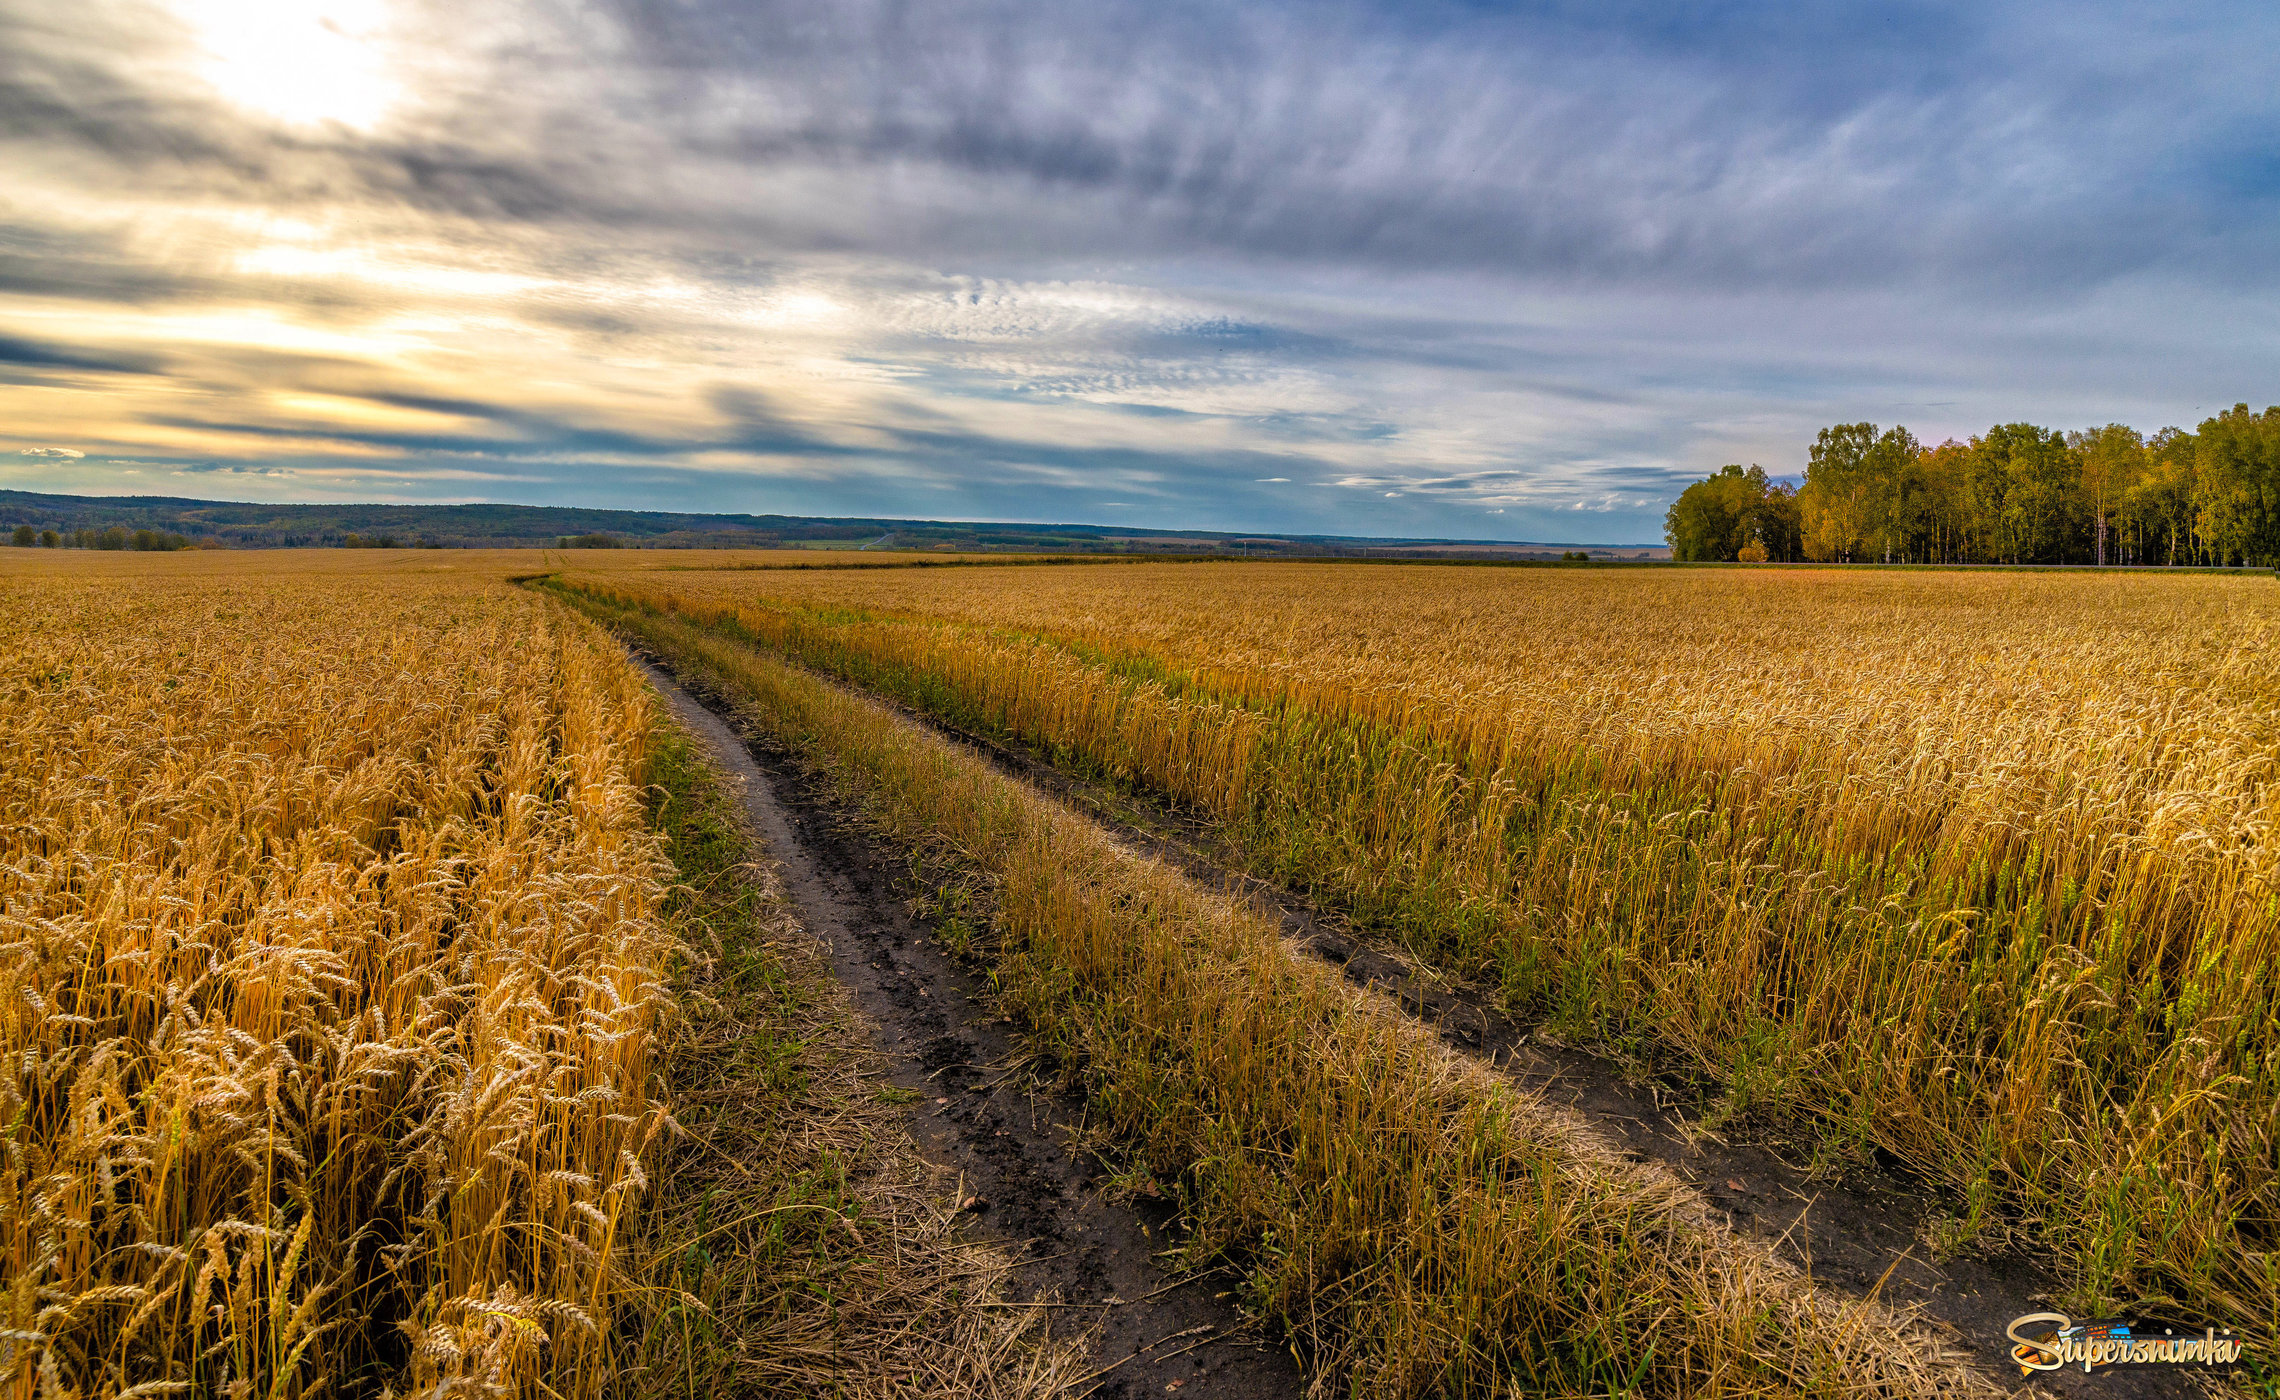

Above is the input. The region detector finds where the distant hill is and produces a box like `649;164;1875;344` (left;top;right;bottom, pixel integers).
0;489;1668;559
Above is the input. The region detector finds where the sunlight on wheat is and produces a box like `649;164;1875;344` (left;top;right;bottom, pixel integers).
0;570;671;1398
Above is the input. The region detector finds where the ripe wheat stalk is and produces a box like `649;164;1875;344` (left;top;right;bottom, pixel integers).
1;570;672;1398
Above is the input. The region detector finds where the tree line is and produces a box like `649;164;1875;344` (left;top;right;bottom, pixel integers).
1665;403;2280;566
10;524;197;551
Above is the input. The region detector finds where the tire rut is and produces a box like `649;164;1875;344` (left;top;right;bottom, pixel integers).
640;658;1303;1400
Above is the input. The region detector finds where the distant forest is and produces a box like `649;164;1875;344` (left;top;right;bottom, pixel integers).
1666;403;2280;566
0;489;1654;558
0;492;1115;551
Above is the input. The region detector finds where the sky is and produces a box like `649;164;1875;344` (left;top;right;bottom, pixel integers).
0;1;2274;544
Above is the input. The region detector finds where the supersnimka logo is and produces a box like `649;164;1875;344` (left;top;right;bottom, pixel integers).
2005;1312;2247;1375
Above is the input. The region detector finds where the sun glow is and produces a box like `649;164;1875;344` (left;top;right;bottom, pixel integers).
175;0;401;130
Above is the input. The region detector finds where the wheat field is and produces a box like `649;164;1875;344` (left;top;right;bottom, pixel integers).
16;546;2275;1392
2;556;672;1397
556;560;2280;1344
574;588;1999;1400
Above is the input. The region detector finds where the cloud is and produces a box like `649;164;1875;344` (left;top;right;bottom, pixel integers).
565;0;2280;293
174;461;292;476
0;0;2271;543
0;333;161;375
18;445;84;458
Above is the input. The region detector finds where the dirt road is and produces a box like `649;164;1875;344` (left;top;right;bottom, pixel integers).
641;658;1303;1400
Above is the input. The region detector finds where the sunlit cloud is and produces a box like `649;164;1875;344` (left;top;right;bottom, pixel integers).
176;0;403;130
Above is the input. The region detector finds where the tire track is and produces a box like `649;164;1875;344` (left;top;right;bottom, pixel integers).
641;657;1303;1400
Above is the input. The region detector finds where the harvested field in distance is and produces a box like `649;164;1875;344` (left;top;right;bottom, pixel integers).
556;560;2280;1352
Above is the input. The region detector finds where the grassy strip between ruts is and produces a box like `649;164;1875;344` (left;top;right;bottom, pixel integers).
616;717;1086;1398
566;591;1993;1400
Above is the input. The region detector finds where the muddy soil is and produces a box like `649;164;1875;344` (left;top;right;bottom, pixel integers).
641;661;1303;1400
725;659;2222;1400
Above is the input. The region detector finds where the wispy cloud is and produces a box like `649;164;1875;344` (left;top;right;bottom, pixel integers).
174;460;292;476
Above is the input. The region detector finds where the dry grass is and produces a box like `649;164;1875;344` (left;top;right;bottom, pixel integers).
578;591;2004;1400
553;560;2280;1349
622;723;1088;1399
